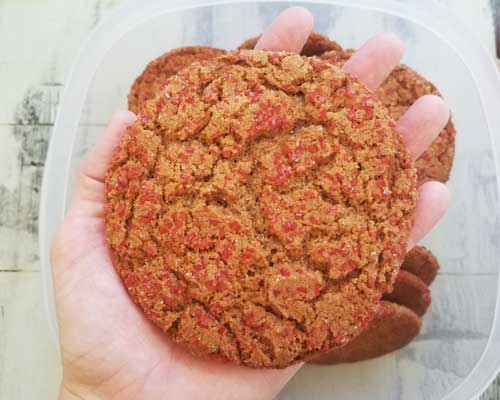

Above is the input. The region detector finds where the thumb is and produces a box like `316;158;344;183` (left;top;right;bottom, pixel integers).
255;7;313;53
68;111;136;218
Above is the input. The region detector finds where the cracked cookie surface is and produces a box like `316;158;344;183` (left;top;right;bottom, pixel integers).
106;50;417;368
128;46;226;114
320;48;456;184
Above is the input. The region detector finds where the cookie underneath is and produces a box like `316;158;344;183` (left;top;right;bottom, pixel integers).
320;48;456;184
106;50;417;368
311;246;438;364
239;32;342;56
382;270;431;317
310;301;421;364
401;245;439;286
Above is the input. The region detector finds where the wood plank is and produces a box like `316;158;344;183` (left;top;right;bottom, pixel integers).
0;0;121;124
0;123;51;271
420;275;498;338
0;271;61;400
482;375;500;399
433;0;495;54
0;0;122;270
280;356;400;400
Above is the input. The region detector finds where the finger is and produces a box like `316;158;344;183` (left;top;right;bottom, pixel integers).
343;33;403;91
408;181;450;249
80;110;136;182
255;7;313;53
396;95;450;160
70;111;136;213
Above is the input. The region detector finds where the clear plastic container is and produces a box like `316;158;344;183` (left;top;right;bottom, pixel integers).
39;1;500;399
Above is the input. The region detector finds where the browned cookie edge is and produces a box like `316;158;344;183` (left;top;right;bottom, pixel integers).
239;32;342;56
310;301;421;364
401;245;439;286
383;270;431;317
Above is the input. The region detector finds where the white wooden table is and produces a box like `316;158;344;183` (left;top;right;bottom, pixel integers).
0;0;499;398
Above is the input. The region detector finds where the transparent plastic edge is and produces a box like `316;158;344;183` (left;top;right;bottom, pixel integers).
39;0;500;397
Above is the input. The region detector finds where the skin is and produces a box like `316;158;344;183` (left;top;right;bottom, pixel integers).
52;7;450;400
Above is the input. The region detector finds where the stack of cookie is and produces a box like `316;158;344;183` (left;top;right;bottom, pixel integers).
106;33;453;368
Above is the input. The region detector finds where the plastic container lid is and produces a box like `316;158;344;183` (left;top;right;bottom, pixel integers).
39;1;500;399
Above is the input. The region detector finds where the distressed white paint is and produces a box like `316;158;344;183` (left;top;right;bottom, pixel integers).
433;0;495;54
0;128;21;191
0;0;120;124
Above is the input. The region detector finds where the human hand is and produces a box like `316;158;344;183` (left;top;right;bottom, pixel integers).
51;7;449;400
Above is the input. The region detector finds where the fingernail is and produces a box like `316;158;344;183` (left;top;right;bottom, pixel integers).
122;110;137;125
406;239;415;252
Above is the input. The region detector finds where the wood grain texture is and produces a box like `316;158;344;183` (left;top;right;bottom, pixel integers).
483;375;500;400
0;0;120;399
434;0;495;54
0;0;499;399
0;0;120;272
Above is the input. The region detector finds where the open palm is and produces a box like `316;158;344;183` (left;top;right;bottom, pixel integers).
51;7;450;400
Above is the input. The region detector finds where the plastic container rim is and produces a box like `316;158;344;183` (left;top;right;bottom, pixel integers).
39;1;500;398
